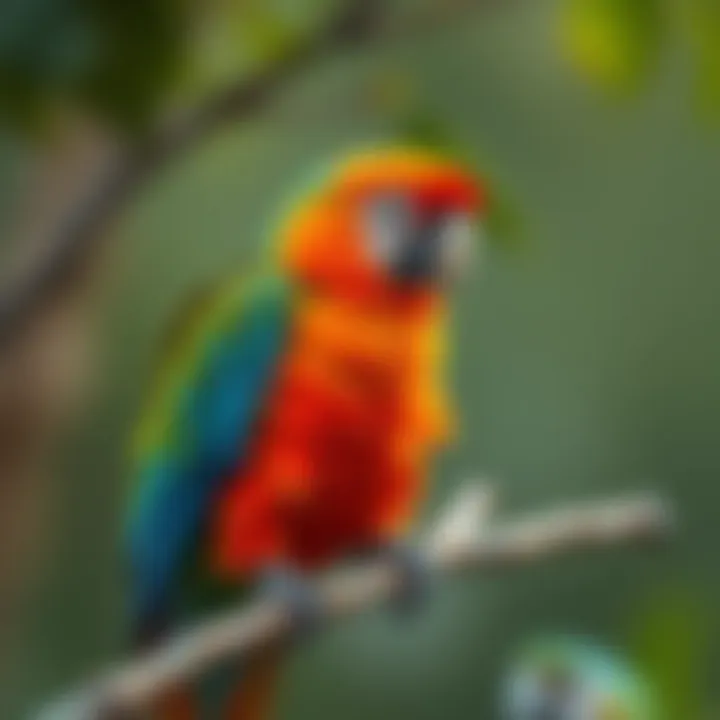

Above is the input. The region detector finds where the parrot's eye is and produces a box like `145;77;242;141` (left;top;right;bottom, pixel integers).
362;193;416;267
363;195;479;285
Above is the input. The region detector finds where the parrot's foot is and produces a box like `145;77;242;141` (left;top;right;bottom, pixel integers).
258;565;324;639
378;541;433;617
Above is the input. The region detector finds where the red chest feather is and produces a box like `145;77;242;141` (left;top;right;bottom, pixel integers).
209;297;449;578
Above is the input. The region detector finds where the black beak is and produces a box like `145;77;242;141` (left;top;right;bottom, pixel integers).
392;217;442;284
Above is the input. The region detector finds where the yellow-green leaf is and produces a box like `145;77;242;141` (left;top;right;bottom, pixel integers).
560;0;664;95
628;590;711;720
682;0;720;119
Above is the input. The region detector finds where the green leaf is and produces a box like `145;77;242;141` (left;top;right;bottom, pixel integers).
682;0;720;119
628;590;712;720
560;0;664;96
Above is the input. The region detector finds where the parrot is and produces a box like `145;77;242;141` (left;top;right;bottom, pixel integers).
502;636;659;720
125;146;484;718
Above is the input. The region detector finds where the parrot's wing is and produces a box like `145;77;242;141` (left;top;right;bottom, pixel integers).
126;274;293;632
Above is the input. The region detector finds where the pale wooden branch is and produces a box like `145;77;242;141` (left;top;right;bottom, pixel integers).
39;486;673;720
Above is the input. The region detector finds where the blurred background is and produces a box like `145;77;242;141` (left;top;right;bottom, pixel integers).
0;0;718;717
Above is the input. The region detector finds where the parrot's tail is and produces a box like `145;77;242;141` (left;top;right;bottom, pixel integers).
148;684;198;719
132;607;284;719
142;646;283;720
223;646;283;720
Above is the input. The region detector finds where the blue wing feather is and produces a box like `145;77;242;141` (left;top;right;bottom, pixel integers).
126;275;293;629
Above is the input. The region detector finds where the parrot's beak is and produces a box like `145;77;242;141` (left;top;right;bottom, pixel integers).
391;216;446;286
391;212;476;287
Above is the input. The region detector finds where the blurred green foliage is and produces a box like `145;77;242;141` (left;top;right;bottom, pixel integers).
0;0;189;128
5;0;720;132
560;0;720;119
683;0;720;117
0;0;341;131
561;0;663;95
180;0;336;101
630;592;712;720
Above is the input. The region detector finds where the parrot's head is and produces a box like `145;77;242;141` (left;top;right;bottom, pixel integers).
277;147;484;303
502;637;657;720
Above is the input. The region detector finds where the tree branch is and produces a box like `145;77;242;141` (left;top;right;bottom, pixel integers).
39;486;673;720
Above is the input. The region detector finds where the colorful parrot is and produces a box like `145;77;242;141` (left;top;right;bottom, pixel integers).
502;636;659;720
126;147;484;718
